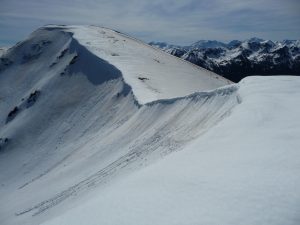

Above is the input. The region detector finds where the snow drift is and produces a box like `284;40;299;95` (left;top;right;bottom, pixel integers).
0;25;299;225
42;76;300;225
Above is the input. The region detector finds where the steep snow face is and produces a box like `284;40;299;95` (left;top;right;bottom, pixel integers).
41;76;300;225
0;25;234;225
0;27;138;225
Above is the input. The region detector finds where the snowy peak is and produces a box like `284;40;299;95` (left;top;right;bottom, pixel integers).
1;25;231;105
55;25;232;103
147;41;180;50
227;40;242;48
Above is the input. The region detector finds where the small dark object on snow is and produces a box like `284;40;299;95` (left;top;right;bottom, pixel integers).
58;48;69;59
49;62;57;67
0;138;9;150
50;48;69;67
69;55;78;65
0;58;13;71
60;67;68;76
138;77;149;81
27;90;40;107
0;58;13;66
8;106;18;117
6;106;19;123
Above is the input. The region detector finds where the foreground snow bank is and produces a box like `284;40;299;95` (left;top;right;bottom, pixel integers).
42;76;300;225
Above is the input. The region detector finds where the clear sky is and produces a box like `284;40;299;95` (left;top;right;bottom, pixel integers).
0;0;300;46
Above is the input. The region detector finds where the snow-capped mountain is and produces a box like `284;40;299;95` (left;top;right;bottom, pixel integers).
191;40;227;49
0;47;9;57
150;38;300;82
0;25;299;225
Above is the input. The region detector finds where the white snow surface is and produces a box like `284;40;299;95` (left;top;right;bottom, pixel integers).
67;25;231;104
42;76;300;225
0;25;299;225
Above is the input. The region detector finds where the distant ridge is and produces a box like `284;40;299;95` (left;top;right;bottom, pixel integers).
150;38;300;82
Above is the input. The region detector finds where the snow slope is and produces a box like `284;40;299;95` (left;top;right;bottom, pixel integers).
0;25;232;225
42;76;300;225
0;25;299;225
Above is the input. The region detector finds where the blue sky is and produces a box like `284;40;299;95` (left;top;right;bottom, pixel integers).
0;0;299;46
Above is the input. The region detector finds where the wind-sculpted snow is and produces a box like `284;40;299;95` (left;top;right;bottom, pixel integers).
12;85;239;220
0;25;234;225
42;77;300;225
1;26;299;225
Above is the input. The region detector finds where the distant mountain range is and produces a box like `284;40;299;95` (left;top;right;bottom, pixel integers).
149;38;300;82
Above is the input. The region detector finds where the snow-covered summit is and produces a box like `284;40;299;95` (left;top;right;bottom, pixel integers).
43;25;230;104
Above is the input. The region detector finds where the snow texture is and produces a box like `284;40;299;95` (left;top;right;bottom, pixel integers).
41;76;300;225
0;25;299;225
